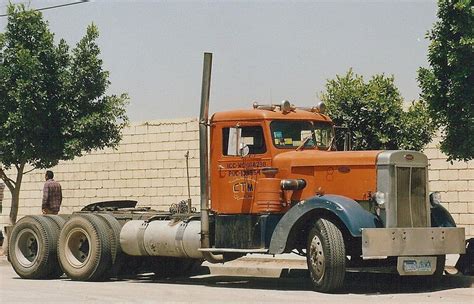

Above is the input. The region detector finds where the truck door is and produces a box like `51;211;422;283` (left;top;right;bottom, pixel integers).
210;124;272;214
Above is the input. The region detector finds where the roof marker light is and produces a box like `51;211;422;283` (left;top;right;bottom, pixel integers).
316;101;326;114
281;100;292;113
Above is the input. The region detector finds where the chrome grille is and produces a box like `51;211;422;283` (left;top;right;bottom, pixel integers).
396;167;427;227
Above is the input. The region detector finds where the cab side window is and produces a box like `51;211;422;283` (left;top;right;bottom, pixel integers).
222;126;266;155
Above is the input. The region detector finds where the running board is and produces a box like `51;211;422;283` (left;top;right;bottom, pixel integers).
198;248;268;253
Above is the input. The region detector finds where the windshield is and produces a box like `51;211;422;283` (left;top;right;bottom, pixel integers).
270;121;334;150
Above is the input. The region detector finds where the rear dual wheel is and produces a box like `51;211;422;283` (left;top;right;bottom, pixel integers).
44;215;67;278
96;213;123;276
8;215;63;279
58;214;112;281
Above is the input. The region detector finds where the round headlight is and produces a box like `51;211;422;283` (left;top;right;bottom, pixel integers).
430;192;442;206
373;191;386;208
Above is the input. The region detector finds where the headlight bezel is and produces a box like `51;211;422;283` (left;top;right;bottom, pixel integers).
372;191;386;209
429;191;442;207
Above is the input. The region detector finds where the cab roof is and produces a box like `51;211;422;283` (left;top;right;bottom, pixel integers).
211;108;333;123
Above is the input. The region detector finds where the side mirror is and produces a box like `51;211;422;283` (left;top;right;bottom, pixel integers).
227;127;250;157
239;143;250;157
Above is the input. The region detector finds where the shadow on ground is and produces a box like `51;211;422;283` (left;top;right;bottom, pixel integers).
123;266;474;295
3;257;472;295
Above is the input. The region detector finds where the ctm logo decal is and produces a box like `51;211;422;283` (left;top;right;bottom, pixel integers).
230;178;257;200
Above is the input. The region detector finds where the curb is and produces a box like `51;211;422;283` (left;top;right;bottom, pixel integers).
0;255;8;266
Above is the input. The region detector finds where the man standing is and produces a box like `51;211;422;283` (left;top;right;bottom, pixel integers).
42;170;62;215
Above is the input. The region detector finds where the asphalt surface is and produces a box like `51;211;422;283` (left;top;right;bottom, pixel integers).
0;255;473;303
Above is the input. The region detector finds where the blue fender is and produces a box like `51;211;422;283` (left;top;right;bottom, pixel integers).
431;203;456;227
268;194;381;254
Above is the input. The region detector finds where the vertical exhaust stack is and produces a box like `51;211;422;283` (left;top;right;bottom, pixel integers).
199;53;224;263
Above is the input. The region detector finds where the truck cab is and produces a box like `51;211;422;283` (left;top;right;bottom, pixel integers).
210;102;378;215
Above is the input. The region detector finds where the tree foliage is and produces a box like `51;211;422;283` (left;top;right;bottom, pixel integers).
0;4;128;224
418;0;474;161
321;69;435;151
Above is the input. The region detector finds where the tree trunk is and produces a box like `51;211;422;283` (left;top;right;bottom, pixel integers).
9;188;20;225
8;163;25;225
0;183;4;214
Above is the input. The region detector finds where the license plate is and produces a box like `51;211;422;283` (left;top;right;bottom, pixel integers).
403;259;432;272
398;256;436;275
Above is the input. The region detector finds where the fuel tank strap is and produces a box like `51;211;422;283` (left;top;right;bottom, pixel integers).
175;222;188;257
137;222;149;255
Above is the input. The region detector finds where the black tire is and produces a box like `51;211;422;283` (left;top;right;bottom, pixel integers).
96;213;123;276
8;215;59;279
306;218;346;292
152;257;202;278
433;255;446;280
400;255;446;290
44;215;66;230
42;215;67;279
58;214;112;281
424;255;445;288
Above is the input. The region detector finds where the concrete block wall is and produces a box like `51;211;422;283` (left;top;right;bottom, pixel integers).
0;119;473;239
425;137;474;238
0;118;201;229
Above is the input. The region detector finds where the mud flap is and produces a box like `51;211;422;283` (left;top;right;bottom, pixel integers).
455;238;474;275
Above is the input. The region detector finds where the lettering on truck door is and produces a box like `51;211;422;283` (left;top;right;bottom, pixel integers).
216;125;271;214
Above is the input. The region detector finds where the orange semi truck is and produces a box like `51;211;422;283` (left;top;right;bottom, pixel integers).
7;53;467;292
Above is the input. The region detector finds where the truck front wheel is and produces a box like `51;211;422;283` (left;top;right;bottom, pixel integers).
306;218;346;292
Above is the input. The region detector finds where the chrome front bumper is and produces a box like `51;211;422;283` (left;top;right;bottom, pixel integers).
362;227;466;257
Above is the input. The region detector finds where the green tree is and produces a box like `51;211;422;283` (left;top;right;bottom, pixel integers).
321;69;435;151
0;4;128;224
418;0;473;161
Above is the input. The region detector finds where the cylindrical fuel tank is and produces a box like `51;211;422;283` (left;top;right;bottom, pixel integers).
120;220;203;259
253;178;282;213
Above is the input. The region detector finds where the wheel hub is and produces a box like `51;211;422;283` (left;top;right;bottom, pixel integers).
65;228;91;268
309;234;325;281
15;228;40;268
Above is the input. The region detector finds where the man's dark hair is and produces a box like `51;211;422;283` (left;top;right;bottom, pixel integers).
45;170;54;180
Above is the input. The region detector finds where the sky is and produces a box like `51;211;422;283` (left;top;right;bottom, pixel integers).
0;0;439;122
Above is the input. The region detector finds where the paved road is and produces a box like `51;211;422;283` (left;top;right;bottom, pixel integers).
0;257;472;303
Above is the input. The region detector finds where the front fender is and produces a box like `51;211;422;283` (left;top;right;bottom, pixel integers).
431;203;457;227
268;194;381;254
